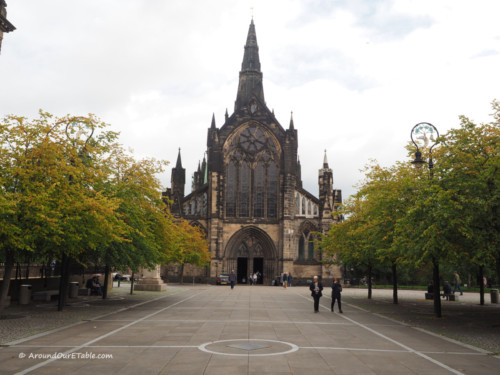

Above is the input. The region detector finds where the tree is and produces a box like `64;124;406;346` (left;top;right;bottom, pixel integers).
354;161;420;304
321;197;378;299
163;219;210;284
0;111;178;310
99;149;171;296
431;102;500;304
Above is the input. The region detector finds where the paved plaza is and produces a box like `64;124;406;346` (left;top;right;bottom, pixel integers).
1;285;499;375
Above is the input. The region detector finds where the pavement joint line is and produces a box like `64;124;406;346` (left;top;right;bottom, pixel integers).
294;290;467;375
333;296;495;356
9;344;491;356
370;307;493;355
3;287;186;347
91;318;353;325
13;290;203;375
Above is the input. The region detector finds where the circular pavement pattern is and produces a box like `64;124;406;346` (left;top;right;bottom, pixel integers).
198;339;299;357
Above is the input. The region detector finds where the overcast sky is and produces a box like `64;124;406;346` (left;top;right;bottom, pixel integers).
1;0;499;200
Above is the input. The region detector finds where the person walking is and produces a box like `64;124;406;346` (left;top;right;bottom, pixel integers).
288;273;293;287
331;278;343;313
309;276;323;313
253;273;257;285
453;271;463;295
283;272;288;288
229;270;236;290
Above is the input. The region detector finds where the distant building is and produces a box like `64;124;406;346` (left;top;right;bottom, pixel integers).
0;0;15;54
164;20;342;285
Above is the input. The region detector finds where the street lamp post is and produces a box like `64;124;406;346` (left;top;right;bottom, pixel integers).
57;119;94;311
410;122;439;174
410;122;442;317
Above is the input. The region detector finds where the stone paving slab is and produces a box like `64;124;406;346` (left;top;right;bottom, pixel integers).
0;285;499;375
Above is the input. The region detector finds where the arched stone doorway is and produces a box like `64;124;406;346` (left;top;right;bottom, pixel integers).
224;226;277;285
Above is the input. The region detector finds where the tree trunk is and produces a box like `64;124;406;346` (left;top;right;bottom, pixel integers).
392;261;398;304
57;254;70;312
179;264;185;285
102;265;110;300
0;250;15;314
432;258;442;318
367;265;372;299
130;272;134;295
479;265;484;306
25;259;30;280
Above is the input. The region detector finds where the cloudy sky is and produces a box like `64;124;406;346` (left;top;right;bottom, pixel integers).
1;0;499;199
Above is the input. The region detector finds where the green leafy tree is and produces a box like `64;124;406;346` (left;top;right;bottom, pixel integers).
431;103;500;304
163;218;210;284
321;197;378;299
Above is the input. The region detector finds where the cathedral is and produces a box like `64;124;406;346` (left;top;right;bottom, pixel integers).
164;20;342;285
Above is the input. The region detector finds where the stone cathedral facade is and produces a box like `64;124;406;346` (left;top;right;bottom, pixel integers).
164;20;342;285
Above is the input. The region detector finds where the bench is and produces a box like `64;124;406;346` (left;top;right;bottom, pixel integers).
32;290;59;302
78;288;91;296
425;293;459;301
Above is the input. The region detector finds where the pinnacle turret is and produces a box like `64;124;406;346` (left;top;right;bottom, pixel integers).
211;113;216;129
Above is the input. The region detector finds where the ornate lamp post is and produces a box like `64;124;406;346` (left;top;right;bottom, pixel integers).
410;122;439;175
57;119;94;311
410;122;442;317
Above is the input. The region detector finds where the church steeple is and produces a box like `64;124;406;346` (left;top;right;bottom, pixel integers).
235;19;265;111
176;148;183;168
171;148;186;215
323;149;329;168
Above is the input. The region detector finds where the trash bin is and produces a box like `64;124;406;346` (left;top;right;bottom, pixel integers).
490;289;499;304
69;282;79;298
19;284;32;305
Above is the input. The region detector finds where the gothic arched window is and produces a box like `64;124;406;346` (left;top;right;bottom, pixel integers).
301;198;306;215
298;228;316;261
298;236;305;260
224;123;281;219
308;234;315;259
239;162;250;217
308;201;312;215
254;162;265;217
295;193;300;212
267;162;278;218
226;161;237;217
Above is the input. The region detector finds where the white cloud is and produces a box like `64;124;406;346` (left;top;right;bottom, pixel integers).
1;0;499;200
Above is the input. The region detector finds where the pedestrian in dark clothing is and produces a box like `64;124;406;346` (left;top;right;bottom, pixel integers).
427;280;434;294
229;270;236;289
331;278;343;313
443;280;452;300
309;276;323;313
288;273;293;287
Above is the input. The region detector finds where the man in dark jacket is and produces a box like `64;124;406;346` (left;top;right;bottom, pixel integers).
331;278;343;313
309;276;323;313
229;270;236;290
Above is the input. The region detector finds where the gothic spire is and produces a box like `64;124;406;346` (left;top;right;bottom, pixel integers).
323;149;329;168
289;111;295;130
241;19;261;72
235;19;265;111
210;113;216;129
175;148;183;168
